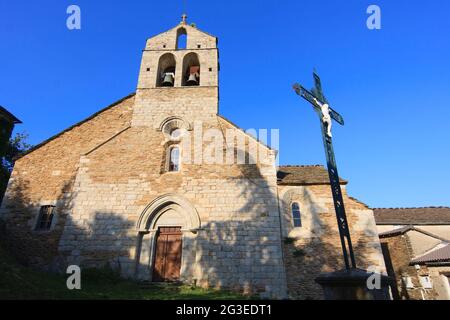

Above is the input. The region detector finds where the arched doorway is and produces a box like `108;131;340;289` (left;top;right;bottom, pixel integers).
135;194;201;282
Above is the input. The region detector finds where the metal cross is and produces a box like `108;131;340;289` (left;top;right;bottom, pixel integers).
292;71;356;270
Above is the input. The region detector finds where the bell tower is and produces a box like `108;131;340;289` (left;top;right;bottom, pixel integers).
132;15;219;127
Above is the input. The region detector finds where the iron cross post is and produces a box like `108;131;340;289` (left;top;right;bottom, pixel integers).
292;72;357;270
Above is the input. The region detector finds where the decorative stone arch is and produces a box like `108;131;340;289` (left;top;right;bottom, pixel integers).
157;116;193;135
134;194;201;282
136;194;201;232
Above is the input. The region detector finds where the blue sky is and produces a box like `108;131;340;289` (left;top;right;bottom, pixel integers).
1;0;449;208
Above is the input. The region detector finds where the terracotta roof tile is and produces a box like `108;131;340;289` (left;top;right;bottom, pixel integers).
277;165;347;186
411;244;450;264
373;207;450;225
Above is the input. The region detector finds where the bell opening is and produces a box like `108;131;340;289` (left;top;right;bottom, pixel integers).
156;53;176;87
182;53;200;87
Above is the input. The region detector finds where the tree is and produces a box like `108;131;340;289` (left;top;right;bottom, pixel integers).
0;132;32;204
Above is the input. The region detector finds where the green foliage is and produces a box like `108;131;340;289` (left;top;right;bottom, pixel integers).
82;266;122;284
0;132;31;204
2;132;32;172
0;242;252;300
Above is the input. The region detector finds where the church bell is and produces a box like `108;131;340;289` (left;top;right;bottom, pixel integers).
186;66;200;86
186;73;199;86
162;72;175;87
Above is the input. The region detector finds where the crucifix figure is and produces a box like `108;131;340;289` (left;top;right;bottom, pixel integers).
313;97;333;138
293;71;357;270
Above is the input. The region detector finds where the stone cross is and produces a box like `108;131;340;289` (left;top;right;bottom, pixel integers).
181;13;188;24
293;71;357;270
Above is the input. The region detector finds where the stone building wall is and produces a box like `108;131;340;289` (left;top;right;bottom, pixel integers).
0;97;287;298
0;95;135;268
56;109;287;298
429;267;450;300
380;234;450;300
278;184;386;299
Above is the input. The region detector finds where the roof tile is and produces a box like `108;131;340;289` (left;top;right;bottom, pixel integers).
374;207;450;225
277;165;347;186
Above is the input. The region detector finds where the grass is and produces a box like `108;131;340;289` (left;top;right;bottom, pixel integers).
0;244;252;300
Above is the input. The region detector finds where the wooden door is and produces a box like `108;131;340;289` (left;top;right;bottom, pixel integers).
152;227;182;282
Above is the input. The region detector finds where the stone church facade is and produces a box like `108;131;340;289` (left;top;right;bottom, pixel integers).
0;18;386;299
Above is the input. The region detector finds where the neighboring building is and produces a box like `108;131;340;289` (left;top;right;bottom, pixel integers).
0;106;22;157
0;16;386;299
375;207;450;300
0;106;21;204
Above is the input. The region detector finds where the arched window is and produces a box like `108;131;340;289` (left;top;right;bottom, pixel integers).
176;28;187;50
182;52;200;86
291;202;302;227
156;53;176;87
168;146;180;172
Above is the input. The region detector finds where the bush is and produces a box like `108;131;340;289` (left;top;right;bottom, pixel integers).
81;266;122;284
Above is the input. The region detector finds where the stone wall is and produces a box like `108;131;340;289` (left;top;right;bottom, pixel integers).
0;95;135;269
380;234;450;300
138;23;218;89
55;110;287;298
278;184;386;299
0;91;287;298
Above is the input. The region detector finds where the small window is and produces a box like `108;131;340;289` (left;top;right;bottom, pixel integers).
168;146;180;172
402;276;414;289
420;276;433;289
197;44;201;49
176;28;187;50
36;205;55;231
146;67;150;72
291;202;302;227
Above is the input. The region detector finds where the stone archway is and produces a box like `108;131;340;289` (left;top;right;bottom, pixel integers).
134;194;201;281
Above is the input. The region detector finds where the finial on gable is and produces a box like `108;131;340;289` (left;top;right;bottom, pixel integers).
181;13;188;25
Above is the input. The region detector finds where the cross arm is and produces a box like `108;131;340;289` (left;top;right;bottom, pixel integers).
293;83;320;111
292;83;345;126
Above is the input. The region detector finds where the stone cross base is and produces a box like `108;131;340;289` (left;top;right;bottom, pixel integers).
315;268;393;300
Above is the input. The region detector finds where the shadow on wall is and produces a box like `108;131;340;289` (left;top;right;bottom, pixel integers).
186;150;285;297
58;211;137;276
380;242;402;300
0;175;139;276
0;146;386;299
135;148;287;298
0;146;287;299
281;187;384;300
0;177;75;270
